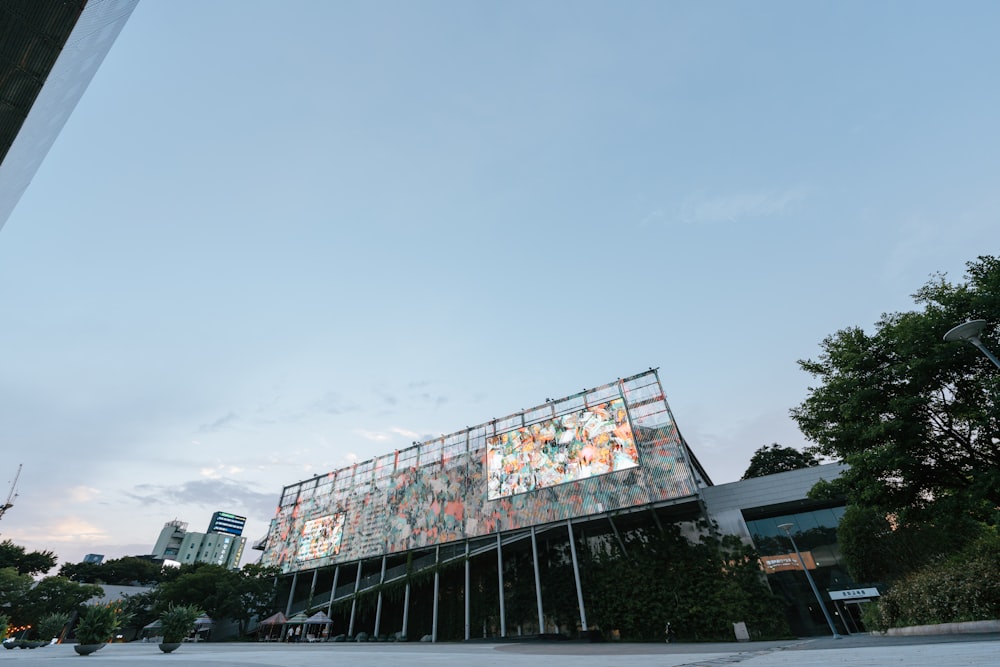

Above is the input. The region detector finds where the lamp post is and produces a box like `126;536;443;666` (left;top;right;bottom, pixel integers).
777;522;841;639
943;320;1000;369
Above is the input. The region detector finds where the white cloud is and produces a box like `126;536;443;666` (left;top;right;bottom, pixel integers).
68;486;102;503
638;209;664;227
354;429;390;442
199;463;245;479
390;426;420;438
678;188;805;225
10;517;109;544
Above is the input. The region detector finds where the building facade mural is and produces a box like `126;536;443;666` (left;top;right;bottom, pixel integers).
261;370;700;573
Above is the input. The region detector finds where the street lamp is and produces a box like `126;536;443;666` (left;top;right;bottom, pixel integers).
943;320;1000;369
777;522;842;639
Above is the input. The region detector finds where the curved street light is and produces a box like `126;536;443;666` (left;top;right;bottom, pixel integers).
943;320;1000;369
777;522;842;639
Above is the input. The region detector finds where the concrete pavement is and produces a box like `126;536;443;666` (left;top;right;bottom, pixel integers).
1;633;997;666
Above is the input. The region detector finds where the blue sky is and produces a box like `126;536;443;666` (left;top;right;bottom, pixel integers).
1;1;997;567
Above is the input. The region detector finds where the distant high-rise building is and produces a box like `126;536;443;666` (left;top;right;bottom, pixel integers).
82;553;104;564
151;517;246;570
207;511;246;537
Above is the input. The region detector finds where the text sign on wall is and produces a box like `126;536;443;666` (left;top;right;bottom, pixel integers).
829;587;880;601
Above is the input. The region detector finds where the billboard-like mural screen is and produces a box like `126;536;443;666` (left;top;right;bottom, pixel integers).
261;370;701;574
487;398;638;499
296;513;345;562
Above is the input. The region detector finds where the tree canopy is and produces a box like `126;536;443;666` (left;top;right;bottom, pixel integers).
741;443;820;480
59;556;164;585
791;255;999;535
153;562;279;636
0;539;56;576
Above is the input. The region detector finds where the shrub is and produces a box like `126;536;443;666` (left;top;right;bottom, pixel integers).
75;604;122;645
37;612;70;640
869;531;1000;629
159;604;201;643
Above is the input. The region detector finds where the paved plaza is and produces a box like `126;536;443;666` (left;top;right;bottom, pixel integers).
1;634;997;667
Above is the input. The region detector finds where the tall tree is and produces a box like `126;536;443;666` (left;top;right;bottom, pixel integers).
0;567;33;617
0;540;57;576
791;255;1000;531
741;443;820;480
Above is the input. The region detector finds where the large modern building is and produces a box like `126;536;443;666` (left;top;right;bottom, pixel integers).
258;370;858;641
0;0;138;231
152;517;247;570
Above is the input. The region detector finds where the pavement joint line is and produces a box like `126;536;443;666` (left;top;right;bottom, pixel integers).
672;648;781;667
672;639;819;667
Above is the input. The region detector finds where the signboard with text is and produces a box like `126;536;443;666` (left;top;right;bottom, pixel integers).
759;551;817;574
829;587;880;601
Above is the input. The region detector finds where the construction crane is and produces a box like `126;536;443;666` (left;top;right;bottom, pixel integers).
0;464;21;522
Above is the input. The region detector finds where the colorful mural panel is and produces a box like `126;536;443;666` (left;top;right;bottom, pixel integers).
296;513;345;562
486;397;638;499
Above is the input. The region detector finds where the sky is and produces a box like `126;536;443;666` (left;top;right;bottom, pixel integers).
1;1;997;570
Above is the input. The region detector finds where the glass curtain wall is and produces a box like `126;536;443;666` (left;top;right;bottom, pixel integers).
746;507;856;636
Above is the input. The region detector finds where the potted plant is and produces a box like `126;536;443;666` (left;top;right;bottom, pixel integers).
73;604;121;655
157;604;201;653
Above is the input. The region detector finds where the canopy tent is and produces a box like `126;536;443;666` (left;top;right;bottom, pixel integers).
259;611;287;625
284;611;310;642
140;620;162;640
306;611;331;625
304;611;333;642
192;615;214;642
257;611;287;641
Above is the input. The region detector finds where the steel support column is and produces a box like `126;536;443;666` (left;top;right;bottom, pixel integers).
530;526;545;634
464;541;471;641
348;561;362;637
308;569;318;608
567;519;588;632
402;581;411;640
374;555;387;638
432;545;441;642
496;532;507;638
326;565;340;617
285;571;298;616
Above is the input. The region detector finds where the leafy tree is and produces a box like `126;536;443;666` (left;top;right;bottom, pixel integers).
0;567;33;620
118;589;158;639
57;561;102;584
152;562;279;637
0;540;56;576
234;563;280;635
155;564;238;619
791;255;1000;534
741;443;820;480
60;557;163;585
20;577;103;630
